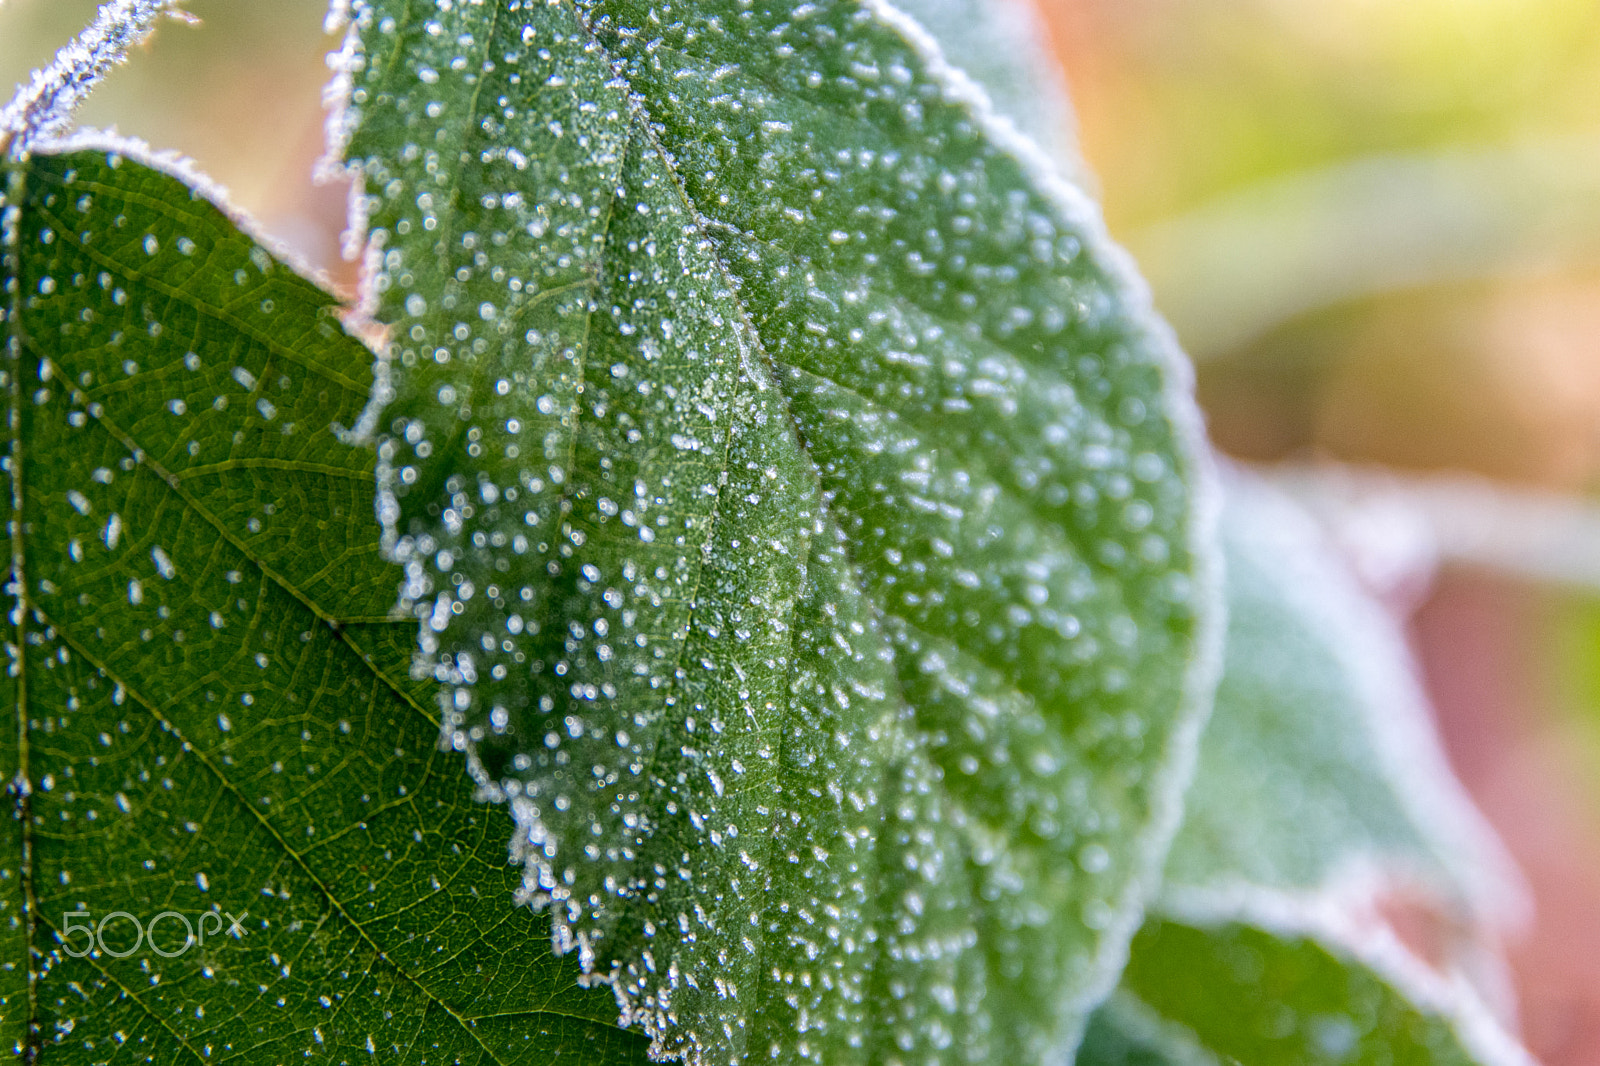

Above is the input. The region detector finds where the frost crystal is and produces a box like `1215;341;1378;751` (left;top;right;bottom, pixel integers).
0;0;191;156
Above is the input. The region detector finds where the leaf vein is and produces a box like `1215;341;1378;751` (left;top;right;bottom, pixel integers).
30;605;520;1066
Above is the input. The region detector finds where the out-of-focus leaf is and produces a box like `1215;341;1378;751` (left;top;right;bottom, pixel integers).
0;144;646;1063
1130;138;1600;359
1076;474;1530;1066
1079;916;1526;1066
1163;474;1512;911
1077;991;1223;1066
336;0;1218;1061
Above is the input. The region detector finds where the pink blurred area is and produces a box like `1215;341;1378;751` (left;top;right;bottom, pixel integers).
1418;575;1600;1061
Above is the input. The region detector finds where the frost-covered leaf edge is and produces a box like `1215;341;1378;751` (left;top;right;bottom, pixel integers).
1164;469;1524;918
858;0;1227;1029
1081;475;1535;1066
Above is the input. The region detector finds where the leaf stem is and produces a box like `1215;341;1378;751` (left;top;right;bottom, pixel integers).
1270;461;1600;592
0;0;193;157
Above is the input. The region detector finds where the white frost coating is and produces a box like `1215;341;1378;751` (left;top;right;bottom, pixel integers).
1158;884;1537;1066
0;0;192;156
862;0;1228;1029
1217;473;1525;922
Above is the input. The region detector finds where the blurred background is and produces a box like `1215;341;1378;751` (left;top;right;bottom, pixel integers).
6;0;1600;1060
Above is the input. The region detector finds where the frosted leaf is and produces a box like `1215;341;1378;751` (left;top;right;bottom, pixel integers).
336;0;1220;1063
0;146;647;1062
1077;475;1533;1066
0;0;191;156
888;0;1085;181
1163;473;1520;917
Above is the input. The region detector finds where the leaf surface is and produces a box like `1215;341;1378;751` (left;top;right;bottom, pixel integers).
337;0;1218;1062
894;0;1502;920
0;145;647;1064
1078;917;1521;1066
886;0;1083;180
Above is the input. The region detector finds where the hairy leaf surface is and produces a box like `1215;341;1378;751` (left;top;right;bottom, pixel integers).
337;0;1218;1062
0;145;646;1064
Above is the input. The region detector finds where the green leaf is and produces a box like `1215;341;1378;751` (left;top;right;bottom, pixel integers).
1075;476;1531;1066
1164;475;1513;912
1078;916;1525;1066
901;0;1502;917
337;0;1218;1062
1077;991;1223;1066
0;144;647;1063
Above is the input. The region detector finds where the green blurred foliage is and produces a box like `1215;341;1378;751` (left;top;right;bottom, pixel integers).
1047;0;1600;488
1049;7;1600;1059
1066;0;1600;229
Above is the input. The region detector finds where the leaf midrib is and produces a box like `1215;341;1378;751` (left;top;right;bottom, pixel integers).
604;28;1117;373
577;0;1160;812
710;218;1161;575
585;14;1166;640
546;6;1153;1057
544;6;935;1061
565;0;1142;724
